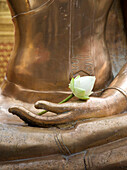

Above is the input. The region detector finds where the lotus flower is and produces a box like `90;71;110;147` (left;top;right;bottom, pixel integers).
69;75;96;100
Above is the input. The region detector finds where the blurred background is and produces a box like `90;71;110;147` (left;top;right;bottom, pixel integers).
0;0;14;85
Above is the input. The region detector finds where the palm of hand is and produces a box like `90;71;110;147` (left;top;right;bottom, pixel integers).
9;97;108;127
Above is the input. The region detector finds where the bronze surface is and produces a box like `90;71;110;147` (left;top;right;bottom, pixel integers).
0;0;127;169
2;0;114;102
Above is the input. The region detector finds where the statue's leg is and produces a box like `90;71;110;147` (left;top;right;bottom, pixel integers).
1;107;127;161
1;126;127;170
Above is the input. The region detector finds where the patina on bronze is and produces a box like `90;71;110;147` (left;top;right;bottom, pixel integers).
0;0;127;169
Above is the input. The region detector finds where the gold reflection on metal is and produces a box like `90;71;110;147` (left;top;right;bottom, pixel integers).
26;0;30;9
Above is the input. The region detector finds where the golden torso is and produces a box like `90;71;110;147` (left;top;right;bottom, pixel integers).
2;0;114;104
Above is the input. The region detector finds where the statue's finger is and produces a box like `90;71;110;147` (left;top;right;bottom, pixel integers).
35;100;74;113
9;106;41;126
8;106;74;126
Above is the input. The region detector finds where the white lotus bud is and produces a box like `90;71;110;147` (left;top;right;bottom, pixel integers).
69;75;96;100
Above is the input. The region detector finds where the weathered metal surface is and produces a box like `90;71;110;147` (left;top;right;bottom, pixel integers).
85;137;127;170
0;0;126;169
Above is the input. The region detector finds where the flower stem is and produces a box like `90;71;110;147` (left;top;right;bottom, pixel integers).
38;93;74;115
59;93;74;104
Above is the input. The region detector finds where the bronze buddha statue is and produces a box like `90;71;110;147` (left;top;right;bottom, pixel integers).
0;0;127;169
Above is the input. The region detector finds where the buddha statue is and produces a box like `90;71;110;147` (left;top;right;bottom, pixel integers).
0;0;127;169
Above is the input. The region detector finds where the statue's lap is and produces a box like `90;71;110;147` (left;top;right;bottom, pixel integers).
0;94;127;165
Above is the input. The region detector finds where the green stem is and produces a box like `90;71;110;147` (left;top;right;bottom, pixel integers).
59;93;74;104
38;93;74;115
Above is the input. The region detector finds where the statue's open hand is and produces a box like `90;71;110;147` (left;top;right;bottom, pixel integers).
8;97;112;127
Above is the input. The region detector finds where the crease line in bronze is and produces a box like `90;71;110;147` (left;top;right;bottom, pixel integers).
62;150;87;163
5;78;123;96
4;78;71;94
69;0;73;79
0;154;61;164
54;134;67;155
12;0;55;19
73;70;91;77
61;134;71;155
54;133;71;156
84;151;88;170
